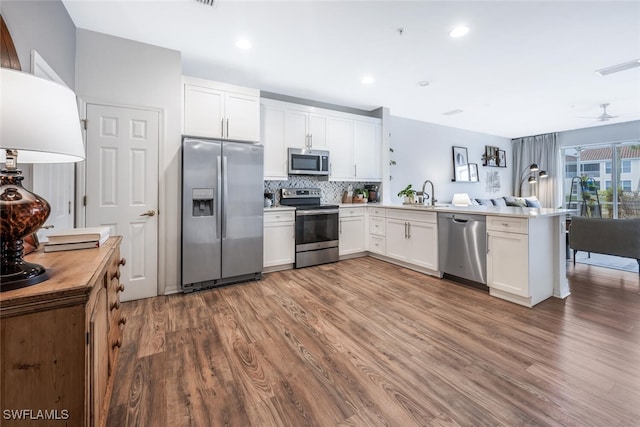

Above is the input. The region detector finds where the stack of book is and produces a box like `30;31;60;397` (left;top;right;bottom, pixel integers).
44;227;111;253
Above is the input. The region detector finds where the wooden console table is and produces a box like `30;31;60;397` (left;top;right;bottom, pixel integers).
1;237;125;426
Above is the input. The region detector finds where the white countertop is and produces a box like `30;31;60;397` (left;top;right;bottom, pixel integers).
263;206;296;212
363;203;572;218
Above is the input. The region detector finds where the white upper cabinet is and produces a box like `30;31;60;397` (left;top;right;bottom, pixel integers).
183;76;259;141
353;118;382;181
261;101;288;180
260;98;382;181
285;106;328;149
327;115;354;181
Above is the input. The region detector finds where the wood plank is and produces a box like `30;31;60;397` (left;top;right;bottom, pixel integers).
107;257;640;426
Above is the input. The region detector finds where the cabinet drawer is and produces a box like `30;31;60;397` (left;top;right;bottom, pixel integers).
340;207;365;218
368;207;385;217
369;216;385;236
264;210;295;223
487;216;528;234
368;235;385;255
386;208;437;223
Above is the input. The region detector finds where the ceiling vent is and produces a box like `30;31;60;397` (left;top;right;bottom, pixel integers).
195;0;215;6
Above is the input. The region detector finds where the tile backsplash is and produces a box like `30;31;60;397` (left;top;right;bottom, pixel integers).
265;177;380;204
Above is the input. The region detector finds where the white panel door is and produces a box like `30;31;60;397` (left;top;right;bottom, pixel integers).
308;113;327;149
285;108;309;148
86;104;159;301
407;221;438;270
33;163;75;241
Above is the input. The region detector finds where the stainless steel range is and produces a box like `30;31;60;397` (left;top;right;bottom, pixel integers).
280;188;339;268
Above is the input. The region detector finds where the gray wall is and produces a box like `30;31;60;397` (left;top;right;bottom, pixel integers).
75;29;182;296
1;0;76;88
389;116;511;203
558;120;640;147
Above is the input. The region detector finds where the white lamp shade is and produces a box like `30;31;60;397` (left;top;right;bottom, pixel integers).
452;193;472;206
1;68;84;163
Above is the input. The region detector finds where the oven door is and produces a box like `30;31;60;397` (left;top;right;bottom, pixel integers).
295;209;339;251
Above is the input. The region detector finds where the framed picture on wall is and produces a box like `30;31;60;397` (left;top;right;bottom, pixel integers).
452;146;469;181
469;163;479;182
498;150;507;167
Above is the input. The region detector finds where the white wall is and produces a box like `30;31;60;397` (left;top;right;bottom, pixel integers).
1;0;75;88
389;116;511;203
75;29;182;295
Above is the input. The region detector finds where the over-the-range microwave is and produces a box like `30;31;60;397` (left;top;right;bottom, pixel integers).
288;147;330;176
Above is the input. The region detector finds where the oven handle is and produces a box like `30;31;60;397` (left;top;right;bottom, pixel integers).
296;209;339;216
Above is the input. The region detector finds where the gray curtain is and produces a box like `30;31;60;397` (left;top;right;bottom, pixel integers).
512;133;560;208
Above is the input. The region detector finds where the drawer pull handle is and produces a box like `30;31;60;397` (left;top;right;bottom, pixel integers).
110;301;120;311
119;316;127;326
111;270;120;280
501;223;509;227
117;284;125;293
112;339;122;349
118;258;126;266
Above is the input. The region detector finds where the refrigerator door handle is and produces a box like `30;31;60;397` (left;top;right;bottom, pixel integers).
216;155;222;239
222;156;228;239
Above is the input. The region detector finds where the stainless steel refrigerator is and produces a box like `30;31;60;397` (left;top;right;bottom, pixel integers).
181;137;264;291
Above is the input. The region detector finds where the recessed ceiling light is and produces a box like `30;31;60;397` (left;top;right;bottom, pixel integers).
418;80;430;87
449;25;469;38
595;59;640;76
235;39;252;50
361;75;375;85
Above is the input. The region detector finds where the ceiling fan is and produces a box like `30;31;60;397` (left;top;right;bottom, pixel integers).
578;103;618;121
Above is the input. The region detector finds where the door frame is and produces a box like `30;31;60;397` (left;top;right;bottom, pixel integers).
77;98;165;297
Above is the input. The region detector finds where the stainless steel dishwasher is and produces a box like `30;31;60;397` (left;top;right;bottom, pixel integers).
438;212;487;285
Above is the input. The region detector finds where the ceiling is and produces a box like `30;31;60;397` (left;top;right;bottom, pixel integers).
62;0;640;138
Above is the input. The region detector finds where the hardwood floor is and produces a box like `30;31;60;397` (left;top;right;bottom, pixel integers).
108;257;640;426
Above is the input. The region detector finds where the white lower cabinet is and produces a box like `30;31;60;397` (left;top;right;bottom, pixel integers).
339;207;365;256
367;208;386;255
384;209;438;271
263;210;295;269
486;215;554;307
487;230;529;297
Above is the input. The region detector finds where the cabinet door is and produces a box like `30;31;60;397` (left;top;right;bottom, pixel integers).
353;119;382;181
308;113;328;149
264;223;295;267
90;286;109;427
225;92;260;141
184;84;224;138
487;230;529;297
285;108;309;148
339;216;365;255
407;221;438;270
385;218;408;261
328;116;354;181
261;103;288;180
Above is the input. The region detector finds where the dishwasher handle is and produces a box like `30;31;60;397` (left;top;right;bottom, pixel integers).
452;218;469;224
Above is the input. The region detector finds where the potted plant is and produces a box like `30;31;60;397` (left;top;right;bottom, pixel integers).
397;184;416;204
353;188;368;203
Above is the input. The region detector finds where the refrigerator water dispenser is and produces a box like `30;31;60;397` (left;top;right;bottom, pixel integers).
192;188;214;216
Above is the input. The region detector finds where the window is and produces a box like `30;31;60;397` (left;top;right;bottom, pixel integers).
605;180;611;189
565;164;577;178
622;180;632;191
605;161;611;174
580;163;600;177
621;160;631;174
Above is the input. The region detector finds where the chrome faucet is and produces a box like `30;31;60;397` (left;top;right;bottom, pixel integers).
421;180;436;206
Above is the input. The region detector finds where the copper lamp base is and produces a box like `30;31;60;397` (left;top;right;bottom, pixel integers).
0;169;51;292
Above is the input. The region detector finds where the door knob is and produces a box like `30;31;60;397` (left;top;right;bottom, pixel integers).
41;225;55;230
139;210;156;217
